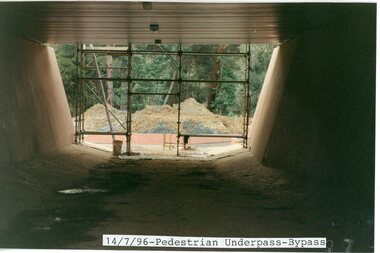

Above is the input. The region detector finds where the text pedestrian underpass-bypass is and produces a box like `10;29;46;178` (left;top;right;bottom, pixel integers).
103;235;326;249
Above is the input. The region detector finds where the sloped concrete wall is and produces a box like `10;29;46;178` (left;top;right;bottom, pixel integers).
250;7;375;186
249;38;297;163
0;34;74;167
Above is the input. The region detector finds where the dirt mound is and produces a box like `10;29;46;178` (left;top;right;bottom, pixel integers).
83;104;127;131
175;98;214;116
82;98;243;134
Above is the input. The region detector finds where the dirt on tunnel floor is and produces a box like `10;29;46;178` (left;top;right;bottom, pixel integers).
0;145;374;252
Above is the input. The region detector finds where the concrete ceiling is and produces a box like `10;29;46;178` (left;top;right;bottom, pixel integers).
0;2;371;44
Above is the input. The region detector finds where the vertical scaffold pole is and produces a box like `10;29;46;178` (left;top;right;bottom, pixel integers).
126;43;133;154
176;44;182;156
74;43;80;144
80;45;85;142
76;44;85;143
243;44;251;148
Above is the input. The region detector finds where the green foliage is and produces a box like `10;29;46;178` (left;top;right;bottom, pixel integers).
52;44;77;114
250;44;277;110
54;44;276;117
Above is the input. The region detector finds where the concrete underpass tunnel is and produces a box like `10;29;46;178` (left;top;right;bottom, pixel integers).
0;2;375;172
0;2;376;252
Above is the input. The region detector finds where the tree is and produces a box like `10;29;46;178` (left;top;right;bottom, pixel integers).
52;44;77;115
250;44;277;114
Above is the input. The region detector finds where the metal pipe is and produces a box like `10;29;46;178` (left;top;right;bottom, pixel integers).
84;50;247;56
79;44;85;142
81;49;137;55
79;77;245;84
126;43;133;154
81;49;247;56
80;132;244;138
242;45;248;148
79;77;174;82
74;43;80;144
157;45;179;68
80;77;85;142
82;131;127;136
183;79;246;84
182;51;247;56
243;44;252;148
84;66;129;70
131;92;178;96
177;44;182;156
179;134;245;138
133;50;246;56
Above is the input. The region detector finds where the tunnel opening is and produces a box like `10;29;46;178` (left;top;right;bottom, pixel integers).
54;43;276;158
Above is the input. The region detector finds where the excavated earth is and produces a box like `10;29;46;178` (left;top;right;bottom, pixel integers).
82;98;244;134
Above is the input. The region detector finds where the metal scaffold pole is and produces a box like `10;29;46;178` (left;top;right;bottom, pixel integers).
126;43;133;154
80;45;86;142
243;44;251;148
176;44;182;156
76;44;85;143
74;43;80;143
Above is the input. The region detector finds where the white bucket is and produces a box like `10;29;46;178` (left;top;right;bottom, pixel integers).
113;140;123;156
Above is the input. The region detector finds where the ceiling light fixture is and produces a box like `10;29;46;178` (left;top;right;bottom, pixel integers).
150;24;159;32
142;2;153;10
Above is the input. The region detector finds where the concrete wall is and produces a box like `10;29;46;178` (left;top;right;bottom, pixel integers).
249;39;297;163
0;34;74;167
250;7;375;186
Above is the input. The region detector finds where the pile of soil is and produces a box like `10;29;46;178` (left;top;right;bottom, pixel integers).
83;98;243;134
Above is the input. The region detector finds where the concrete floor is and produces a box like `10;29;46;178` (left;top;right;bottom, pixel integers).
0;145;373;252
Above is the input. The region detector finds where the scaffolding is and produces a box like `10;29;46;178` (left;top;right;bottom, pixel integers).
74;44;252;156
